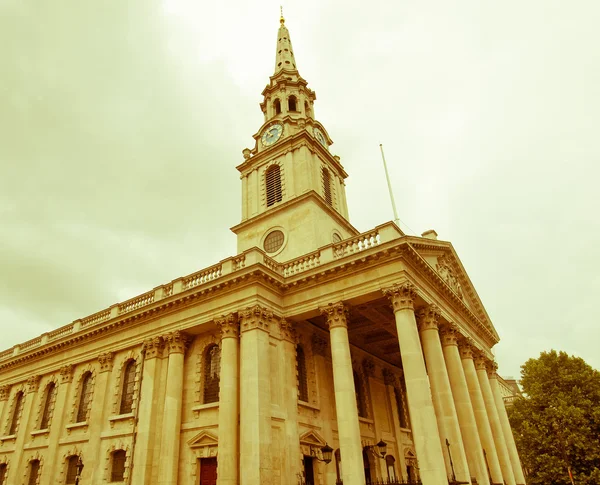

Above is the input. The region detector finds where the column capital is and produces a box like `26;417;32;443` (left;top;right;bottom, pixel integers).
486;360;499;378
362;358;375;377
319;302;349;330
382;368;397;387
239;305;273;333
98;351;114;372
458;338;476;360
279;319;297;343
142;337;164;359
416;304;441;332
215;313;239;339
311;334;328;356
474;356;487;371
60;364;74;383
382;283;418;311
439;322;460;346
26;375;41;394
0;385;10;401
163;330;190;355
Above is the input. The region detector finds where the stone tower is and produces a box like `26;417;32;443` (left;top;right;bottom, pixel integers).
231;14;359;261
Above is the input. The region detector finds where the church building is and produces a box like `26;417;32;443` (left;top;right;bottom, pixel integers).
0;14;526;485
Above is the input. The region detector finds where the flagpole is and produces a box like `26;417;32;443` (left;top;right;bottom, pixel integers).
379;144;400;227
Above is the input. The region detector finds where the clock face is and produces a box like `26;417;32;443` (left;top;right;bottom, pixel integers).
261;124;283;147
314;128;327;148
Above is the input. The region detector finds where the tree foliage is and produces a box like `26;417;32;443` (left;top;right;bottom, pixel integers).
508;350;600;485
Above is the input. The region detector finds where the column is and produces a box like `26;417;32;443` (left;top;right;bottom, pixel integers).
239;305;273;485
476;359;515;485
44;365;75;482
488;365;527;485
131;337;164;485
89;352;114;484
417;305;471;484
157;331;189;485
9;375;41;483
382;283;447;485
440;325;488;485
216;314;240;485
460;342;503;485
319;302;364;485
280;319;302;483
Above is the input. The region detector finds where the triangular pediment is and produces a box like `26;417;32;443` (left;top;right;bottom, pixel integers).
407;238;500;344
299;430;326;447
188;430;218;448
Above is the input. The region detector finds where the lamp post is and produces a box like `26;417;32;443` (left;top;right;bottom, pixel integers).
74;457;84;485
311;443;334;465
445;439;457;483
366;440;388;460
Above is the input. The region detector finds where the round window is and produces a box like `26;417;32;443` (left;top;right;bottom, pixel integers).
264;230;285;253
332;233;342;243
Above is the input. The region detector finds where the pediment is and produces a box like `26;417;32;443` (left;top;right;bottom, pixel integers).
299;430;326;447
408;238;500;344
188;430;218;449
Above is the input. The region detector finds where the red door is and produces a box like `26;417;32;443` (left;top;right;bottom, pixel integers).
199;457;217;485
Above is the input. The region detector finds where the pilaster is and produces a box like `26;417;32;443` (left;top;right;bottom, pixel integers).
319;302;364;485
239;305;273;485
10;376;41;483
382;284;447;485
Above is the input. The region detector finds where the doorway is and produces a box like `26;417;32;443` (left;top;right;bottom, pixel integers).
199;457;217;485
303;456;315;485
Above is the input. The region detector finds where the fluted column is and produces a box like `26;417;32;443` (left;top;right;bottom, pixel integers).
280;320;302;484
131;337;164;485
476;359;515;485
488;365;526;485
440;325;488;485
319;302;364;485
460;342;503;484
417;306;471;484
157;331;189;485
216;314;240;485
239;306;273;485
382;284;447;485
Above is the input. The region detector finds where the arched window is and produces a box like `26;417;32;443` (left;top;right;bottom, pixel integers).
288;95;297;112
119;360;136;415
203;345;221;404
334;449;342;484
65;456;79;484
8;391;24;435
386;455;396;480
274;98;281;115
354;371;367;418
304;101;310;116
266;165;282;207
296;345;309;402
322;168;333;206
394;387;409;428
0;463;7;485
111;450;127;482
76;372;93;423
39;382;57;429
28;460;40;485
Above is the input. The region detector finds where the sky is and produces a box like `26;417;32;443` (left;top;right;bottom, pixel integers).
1;0;599;379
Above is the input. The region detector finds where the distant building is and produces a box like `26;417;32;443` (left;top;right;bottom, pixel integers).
497;376;524;406
0;14;526;485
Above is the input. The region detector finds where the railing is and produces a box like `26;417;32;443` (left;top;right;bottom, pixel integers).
0;222;403;362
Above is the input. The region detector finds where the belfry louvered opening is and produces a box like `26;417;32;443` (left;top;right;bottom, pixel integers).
322;168;333;206
266;165;283;207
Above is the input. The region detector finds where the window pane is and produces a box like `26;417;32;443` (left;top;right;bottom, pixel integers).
119;361;136;414
77;373;93;423
266;166;282;207
203;346;221;404
9;392;24;435
297;346;309;402
40;383;57;429
66;456;79;484
111;450;126;482
28;460;40;485
0;464;7;485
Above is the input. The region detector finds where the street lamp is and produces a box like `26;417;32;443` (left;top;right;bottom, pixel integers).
311;443;334;464
74;457;84;485
365;439;388;460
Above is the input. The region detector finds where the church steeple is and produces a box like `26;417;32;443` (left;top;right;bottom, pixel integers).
274;11;297;74
232;14;359;261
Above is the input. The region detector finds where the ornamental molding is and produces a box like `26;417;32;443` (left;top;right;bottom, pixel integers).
279;319;297;343
142;336;164;360
382;283;418;311
239;305;274;333
458;338;476;360
436;255;464;299
26;375;41;394
362;358;375;378
163;331;190;355
0;385;10;401
60;365;74;384
382;368;397;387
416;304;441;332
215;314;239;339
439;323;460;347
319;302;349;330
98;352;114;373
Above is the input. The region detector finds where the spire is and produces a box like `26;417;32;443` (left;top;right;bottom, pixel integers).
274;9;297;74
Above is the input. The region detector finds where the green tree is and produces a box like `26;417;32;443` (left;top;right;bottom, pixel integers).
508;350;600;485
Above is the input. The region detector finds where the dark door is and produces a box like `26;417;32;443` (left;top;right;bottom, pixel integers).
303;456;315;485
199;457;217;485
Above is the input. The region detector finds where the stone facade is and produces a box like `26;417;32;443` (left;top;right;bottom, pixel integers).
0;14;526;485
